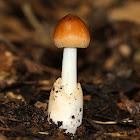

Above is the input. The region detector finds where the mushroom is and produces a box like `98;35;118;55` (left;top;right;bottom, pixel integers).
48;14;90;134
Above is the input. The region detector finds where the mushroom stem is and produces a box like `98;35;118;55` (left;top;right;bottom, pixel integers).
62;48;77;95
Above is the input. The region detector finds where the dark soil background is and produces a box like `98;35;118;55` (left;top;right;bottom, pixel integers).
0;0;140;139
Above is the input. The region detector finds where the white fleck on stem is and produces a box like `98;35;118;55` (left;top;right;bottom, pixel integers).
62;48;77;95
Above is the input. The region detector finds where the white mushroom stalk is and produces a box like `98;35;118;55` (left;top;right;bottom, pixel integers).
62;48;77;95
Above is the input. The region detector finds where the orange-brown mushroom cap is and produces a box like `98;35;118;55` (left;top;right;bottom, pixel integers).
53;14;90;48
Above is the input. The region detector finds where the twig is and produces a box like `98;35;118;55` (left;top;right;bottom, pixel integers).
91;118;133;125
38;131;49;135
103;132;128;137
22;2;43;31
0;116;21;122
22;2;51;46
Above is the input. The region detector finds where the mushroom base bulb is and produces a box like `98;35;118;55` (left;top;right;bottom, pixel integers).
48;78;83;134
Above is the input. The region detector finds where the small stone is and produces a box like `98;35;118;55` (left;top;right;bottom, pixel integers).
118;44;131;57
